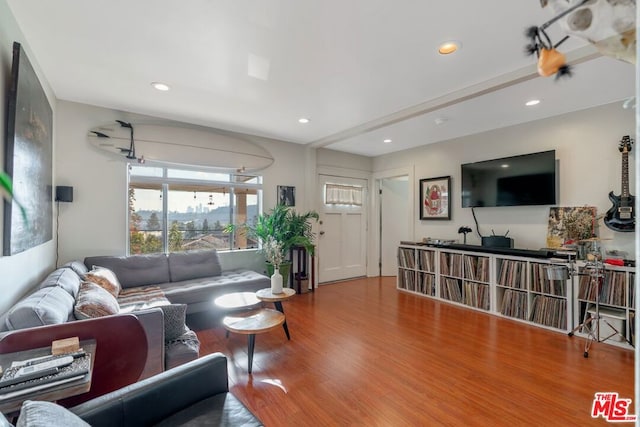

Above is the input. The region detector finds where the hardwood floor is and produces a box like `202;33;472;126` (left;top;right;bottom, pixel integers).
190;277;634;426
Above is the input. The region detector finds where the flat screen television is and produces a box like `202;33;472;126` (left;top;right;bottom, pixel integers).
461;150;556;207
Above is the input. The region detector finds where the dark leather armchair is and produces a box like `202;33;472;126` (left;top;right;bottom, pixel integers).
69;353;262;427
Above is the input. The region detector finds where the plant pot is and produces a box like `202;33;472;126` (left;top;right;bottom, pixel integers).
295;272;310;294
266;261;291;287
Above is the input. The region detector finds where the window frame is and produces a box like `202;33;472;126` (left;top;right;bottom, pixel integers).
127;165;262;255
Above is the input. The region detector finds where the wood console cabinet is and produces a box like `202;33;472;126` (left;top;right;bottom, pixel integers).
397;244;635;349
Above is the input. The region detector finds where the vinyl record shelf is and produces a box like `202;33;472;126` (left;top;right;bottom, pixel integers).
397;244;635;349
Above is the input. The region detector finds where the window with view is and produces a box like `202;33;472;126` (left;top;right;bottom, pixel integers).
128;165;262;254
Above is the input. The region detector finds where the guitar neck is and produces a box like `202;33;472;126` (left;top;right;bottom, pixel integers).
621;151;630;200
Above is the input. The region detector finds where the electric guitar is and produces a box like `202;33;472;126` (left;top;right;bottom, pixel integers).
604;135;635;232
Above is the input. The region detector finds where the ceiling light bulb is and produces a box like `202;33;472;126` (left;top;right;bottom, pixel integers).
383;139;392;144
438;41;461;55
298;118;310;124
151;82;170;91
525;99;540;106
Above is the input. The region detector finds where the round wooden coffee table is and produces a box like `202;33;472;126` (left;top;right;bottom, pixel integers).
256;288;295;340
222;308;285;374
214;292;261;311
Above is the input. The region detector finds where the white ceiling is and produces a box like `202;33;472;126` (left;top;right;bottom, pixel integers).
7;0;636;157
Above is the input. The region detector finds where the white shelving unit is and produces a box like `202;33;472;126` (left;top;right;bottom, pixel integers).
397;243;635;349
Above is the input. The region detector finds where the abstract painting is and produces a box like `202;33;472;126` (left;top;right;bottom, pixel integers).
3;42;53;255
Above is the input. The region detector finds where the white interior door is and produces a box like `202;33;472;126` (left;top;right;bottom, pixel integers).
380;176;409;276
317;175;367;283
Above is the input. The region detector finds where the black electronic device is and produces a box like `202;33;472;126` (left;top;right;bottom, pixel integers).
55;186;73;202
481;235;514;248
461;150;556;207
438;243;554;259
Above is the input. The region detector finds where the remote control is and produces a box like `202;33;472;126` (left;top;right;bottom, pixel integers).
15;355;74;377
24;350;86;367
0;367;59;389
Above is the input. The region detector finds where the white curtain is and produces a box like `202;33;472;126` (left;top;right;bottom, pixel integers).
325;183;363;206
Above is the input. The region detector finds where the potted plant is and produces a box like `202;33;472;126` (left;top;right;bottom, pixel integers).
226;204;319;280
263;236;284;293
0;171;26;223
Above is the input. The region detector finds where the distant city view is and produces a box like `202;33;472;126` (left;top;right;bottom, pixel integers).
128;188;258;254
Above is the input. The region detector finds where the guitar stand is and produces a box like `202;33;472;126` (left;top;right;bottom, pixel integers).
567;255;635;357
568;313;633;358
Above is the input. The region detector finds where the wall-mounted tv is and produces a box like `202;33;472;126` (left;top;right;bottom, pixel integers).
461;150;556;208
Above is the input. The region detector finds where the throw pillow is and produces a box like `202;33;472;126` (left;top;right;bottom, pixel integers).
83;266;122;298
159;304;188;341
17;400;90;427
74;281;119;320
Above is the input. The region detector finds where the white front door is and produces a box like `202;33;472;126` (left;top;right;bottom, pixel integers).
317;175;367;283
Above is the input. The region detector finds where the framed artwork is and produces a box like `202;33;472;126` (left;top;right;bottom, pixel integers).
277;185;295;207
419;176;451;220
546;206;597;248
4;42;53;255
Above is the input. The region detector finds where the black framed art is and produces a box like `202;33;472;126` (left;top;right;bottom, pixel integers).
277;185;295;207
4;42;53;255
419;176;451;220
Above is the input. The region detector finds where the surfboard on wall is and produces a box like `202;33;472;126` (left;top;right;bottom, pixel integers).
87;122;274;172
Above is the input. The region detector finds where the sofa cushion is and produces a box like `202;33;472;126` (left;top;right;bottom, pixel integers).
164;330;201;371
160;270;269;308
154;393;262;427
168;250;222;282
84;266;121;298
158;304;188;341
74;282;120;320
61;260;89;277
84;254;170;288
17;400;90;427
5;286;75;330
38;268;82;298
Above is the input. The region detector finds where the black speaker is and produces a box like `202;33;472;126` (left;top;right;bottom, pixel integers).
55;186;73;202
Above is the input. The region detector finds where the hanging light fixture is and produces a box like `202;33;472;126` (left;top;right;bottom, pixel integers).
208;194;214;206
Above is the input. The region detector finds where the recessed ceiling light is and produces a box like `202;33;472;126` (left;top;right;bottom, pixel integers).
525;99;541;106
383;139;392;144
434;117;448;125
438;41;461;55
501;164;510;168
151;82;170;91
298;118;310;124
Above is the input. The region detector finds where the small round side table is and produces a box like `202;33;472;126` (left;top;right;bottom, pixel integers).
255;288;295;340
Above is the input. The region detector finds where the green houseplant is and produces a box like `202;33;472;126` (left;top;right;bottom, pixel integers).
0;171;27;223
226;204;319;279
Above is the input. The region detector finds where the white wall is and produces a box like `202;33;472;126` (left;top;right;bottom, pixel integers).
55;100;313;264
0;1;58;314
373;101;636;256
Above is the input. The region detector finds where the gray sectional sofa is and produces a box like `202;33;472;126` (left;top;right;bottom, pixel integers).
84;249;270;314
0;249;270;376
